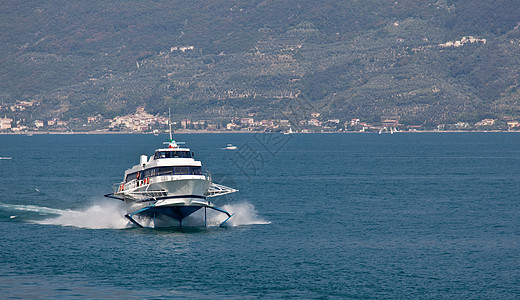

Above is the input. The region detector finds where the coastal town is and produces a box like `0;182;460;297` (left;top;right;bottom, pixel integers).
1;103;519;134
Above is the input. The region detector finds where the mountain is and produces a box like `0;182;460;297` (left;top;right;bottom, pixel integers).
1;0;520;125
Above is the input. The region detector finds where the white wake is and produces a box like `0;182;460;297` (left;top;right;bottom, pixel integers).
32;200;129;229
0;203;69;215
2;200;268;229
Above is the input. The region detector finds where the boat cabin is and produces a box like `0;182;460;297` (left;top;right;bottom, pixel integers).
123;148;202;183
125;166;202;182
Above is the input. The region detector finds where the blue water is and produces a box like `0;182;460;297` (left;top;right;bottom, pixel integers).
1;133;519;298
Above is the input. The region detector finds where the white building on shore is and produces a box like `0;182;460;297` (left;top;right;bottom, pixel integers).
0;117;13;130
109;109;168;132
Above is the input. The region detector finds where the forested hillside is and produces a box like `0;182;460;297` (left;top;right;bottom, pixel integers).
1;0;520;124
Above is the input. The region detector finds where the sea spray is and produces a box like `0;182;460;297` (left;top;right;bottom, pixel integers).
214;202;270;226
35;200;129;229
174;202;270;227
2;201;268;229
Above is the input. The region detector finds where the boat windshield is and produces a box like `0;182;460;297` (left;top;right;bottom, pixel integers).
154;150;192;159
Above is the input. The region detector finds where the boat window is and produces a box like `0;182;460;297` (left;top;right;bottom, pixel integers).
192;166;202;175
126;172;138;182
169;151;192;158
154;151;166;159
143;168;156;178
154;151;192;159
175;167;189;175
157;166;174;176
153;166;202;176
126;166;202;182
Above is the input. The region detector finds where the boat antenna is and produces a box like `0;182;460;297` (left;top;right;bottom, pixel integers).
168;107;173;142
164;108;183;148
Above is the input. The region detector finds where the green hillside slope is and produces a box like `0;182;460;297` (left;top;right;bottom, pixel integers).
1;0;520;125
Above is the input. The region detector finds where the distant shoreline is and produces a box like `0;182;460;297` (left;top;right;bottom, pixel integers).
1;130;519;135
0;130;242;135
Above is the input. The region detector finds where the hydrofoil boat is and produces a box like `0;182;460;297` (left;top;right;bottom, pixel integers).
105;118;237;228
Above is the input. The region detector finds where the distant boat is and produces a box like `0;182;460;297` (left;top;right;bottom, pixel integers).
224;144;237;150
283;127;294;135
0;157;12;160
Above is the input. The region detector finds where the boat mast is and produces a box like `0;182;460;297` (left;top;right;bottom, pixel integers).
165;108;181;148
168;107;173;142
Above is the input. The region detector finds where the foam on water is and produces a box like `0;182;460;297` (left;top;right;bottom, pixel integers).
213;202;270;226
35;200;130;229
2;200;268;229
0;203;69;215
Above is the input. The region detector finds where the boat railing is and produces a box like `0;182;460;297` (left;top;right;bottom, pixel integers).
112;183;124;194
205;182;238;198
112;181;168;198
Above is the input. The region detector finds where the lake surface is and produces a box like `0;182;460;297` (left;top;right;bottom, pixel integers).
1;132;519;299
